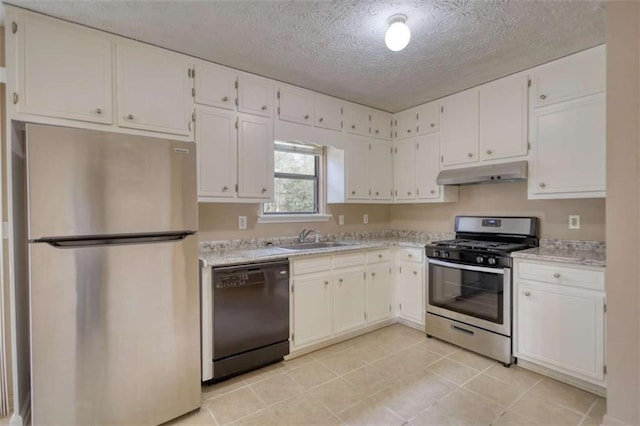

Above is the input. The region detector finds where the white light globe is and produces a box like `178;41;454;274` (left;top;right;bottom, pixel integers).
385;19;410;52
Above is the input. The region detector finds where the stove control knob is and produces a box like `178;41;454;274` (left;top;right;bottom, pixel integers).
476;256;484;264
433;250;440;258
487;258;497;265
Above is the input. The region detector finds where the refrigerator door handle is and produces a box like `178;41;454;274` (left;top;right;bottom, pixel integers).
40;232;195;248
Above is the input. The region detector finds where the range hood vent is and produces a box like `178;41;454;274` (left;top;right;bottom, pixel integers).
436;161;528;186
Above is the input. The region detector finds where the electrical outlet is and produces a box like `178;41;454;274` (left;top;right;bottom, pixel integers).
238;216;247;230
363;214;369;224
338;215;344;225
569;215;581;230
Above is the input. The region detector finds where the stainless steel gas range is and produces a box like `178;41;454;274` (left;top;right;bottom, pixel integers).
425;216;539;366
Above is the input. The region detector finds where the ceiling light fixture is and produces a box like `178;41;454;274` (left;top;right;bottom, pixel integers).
385;14;411;52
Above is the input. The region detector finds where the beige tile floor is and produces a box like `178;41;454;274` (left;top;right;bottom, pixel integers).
169;324;606;426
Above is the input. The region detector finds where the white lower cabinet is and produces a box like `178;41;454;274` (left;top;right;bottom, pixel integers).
290;249;397;351
396;248;425;326
292;272;332;348
514;260;605;386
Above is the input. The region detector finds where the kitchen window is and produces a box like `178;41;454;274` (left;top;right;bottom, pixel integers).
259;141;331;223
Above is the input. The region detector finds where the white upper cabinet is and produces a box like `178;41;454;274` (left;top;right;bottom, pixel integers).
370;142;393;200
395;109;417;140
479;73;528;161
370;110;393;140
416;134;442;200
237;114;273;199
440;88;480;167
195;108;237;200
530;94;606;197
346;138;371;200
194;62;236;110
344;103;370;137
416;102;440;135
237;74;273;118
117;42;192;136
314;95;343;131
394;139;417;201
531;47;605;108
278;85;314;126
16;13;113;124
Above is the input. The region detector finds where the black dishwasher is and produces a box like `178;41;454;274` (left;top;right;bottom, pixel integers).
208;260;289;381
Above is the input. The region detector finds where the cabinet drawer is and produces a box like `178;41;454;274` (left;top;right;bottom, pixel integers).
292;256;332;275
398;248;423;263
517;261;604;291
333;252;365;269
367;249;391;264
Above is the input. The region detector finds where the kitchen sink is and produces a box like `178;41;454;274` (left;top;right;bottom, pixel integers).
277;241;357;251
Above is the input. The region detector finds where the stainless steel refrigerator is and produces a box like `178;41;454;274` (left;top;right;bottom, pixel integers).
21;123;200;425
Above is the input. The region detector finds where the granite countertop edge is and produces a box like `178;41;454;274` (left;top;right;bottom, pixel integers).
511;247;606;268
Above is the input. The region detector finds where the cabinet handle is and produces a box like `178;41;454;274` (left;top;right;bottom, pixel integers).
319;117;324;122
222;186;229;192
261;188;267;193
524;291;531;296
304;114;309;120
430;190;435;194
407;129;412;133
372;272;376;277
95;108;103;115
467;153;473;158
408;253;413;258
378;254;383;258
413;271;418;275
539;182;546;188
553;273;561;278
486;149;492;155
222;96;229;102
375;129;379;134
125;114;134;120
188;121;193;131
430;123;435;128
539;94;547;100
375;191;379;195
261;105;267;111
351;190;356;195
324;281;329;286
351;124;356;129
407;191;412;195
339;278;343;284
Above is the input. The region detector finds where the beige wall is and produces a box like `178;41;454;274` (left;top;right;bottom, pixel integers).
198;203;390;241
604;2;640;425
390;182;605;241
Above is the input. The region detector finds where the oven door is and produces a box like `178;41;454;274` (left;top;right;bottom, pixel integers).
427;258;511;336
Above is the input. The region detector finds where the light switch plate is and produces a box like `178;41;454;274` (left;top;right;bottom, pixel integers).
238;216;247;230
569;215;580;230
338;215;344;225
363;214;369;224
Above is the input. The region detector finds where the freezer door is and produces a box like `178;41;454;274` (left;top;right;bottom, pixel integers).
29;235;200;425
26;123;197;239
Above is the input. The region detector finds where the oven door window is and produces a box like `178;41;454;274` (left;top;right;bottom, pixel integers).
429;262;504;324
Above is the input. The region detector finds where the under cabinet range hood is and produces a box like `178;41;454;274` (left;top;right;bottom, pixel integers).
436;161;528;186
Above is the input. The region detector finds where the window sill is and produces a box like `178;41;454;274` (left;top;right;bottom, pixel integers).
257;214;333;224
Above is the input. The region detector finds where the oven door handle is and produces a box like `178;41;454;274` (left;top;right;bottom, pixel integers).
428;258;505;275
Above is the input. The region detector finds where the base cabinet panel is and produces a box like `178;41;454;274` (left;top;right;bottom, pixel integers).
333;268;366;335
292;273;332;348
397;260;424;325
366;263;394;323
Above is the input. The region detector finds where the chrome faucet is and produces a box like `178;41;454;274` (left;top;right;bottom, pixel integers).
298;228;315;243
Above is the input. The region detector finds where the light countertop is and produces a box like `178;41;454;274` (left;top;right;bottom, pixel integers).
511;246;606;268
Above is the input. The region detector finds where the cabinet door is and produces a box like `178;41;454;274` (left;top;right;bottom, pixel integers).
370;110;392;140
517;281;604;382
397;261;424;324
416;134;441;200
195;108;237;199
366;263;393;323
417;102;440;135
395;109;417;140
237;114;274;199
117;43;192;136
293;273;332;348
531;46;605;108
370;142;393;201
480;74;528;161
278;86;313;126
394;139;416;200
237;74;273;118
314;95;342;131
194;62;236;110
531;94;605;196
17;15;113;124
346;138;370;200
440;88;480;166
344;103;370;137
334;268;366;335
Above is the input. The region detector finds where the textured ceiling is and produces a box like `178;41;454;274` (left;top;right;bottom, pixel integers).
7;0;606;113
